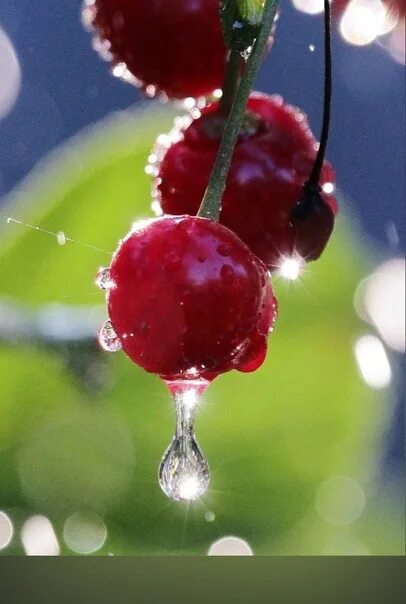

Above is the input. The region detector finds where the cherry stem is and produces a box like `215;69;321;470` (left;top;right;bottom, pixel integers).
307;0;332;188
219;49;243;114
197;0;279;222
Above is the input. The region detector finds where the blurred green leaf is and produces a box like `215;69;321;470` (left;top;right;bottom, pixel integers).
0;106;400;555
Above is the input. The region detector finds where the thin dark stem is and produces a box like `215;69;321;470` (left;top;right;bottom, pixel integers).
198;0;279;221
308;0;332;187
219;50;243;114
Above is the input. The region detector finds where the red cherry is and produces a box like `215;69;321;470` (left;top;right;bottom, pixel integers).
153;93;337;270
85;0;227;99
106;216;277;381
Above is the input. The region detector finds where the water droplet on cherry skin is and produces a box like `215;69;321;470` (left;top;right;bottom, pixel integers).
98;319;122;352
95;267;114;290
159;379;210;502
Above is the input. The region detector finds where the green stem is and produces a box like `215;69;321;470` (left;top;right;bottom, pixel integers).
219;50;243;114
198;0;279;221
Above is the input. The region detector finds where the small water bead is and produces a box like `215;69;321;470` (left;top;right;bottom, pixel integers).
217;243;231;257
159;380;210;502
57;231;66;246
240;46;253;61
151;200;163;217
95;267;115;290
92;34;113;62
111;62;127;78
81;0;96;31
322;182;335;195
145;84;157;98
220;264;236;284
98;319;122;352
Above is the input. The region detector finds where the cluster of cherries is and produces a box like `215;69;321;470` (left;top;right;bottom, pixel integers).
85;1;337;500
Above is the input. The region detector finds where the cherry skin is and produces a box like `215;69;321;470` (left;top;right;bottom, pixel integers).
152;93;337;271
86;0;227;99
106;216;277;382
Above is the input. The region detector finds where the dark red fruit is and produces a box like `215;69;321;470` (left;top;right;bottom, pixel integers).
107;216;277;381
291;183;335;262
153;93;337;270
86;0;227;99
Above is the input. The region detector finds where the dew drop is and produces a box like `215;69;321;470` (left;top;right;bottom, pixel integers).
145;84;157;98
57;231;66;246
98;320;122;352
164;251;181;271
95;267;114;290
217;243;231;257
159;380;210;502
240;46;253;61
220;264;235;283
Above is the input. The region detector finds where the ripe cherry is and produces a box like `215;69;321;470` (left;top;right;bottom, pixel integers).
105;216;277;381
152;93;337;271
84;0;227;99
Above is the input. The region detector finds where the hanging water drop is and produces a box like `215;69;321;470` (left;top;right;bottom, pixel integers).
159;380;210;502
98;319;122;352
95;267;114;290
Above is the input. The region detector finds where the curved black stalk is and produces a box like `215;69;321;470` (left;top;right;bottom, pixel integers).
307;0;332;188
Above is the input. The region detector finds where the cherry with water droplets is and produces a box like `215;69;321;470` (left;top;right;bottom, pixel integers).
85;0;227;99
105;215;278;381
152;92;337;270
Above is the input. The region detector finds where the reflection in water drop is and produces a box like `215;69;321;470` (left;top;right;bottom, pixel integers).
159;380;210;502
98;319;122;352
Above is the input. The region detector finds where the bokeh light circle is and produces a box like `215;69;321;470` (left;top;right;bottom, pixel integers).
0;26;21;120
63;512;107;555
0;511;14;551
208;536;254;556
316;476;366;525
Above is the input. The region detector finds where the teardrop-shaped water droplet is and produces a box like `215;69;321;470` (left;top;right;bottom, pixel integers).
98;319;122;352
159;380;210;502
95;267;114;290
